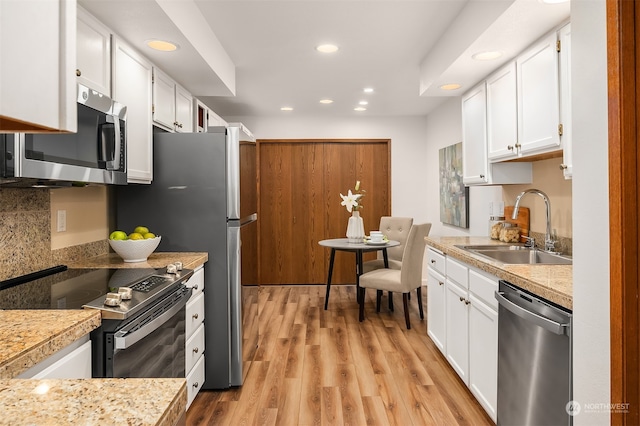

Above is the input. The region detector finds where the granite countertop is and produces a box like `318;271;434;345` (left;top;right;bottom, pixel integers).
0;378;186;426
67;252;208;270
425;236;572;310
0;310;101;379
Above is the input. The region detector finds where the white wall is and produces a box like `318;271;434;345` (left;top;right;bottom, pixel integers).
227;115;432;222
571;0;610;424
423;97;503;237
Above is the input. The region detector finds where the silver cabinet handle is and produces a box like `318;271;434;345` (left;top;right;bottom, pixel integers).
515;142;521;149
430;259;436;264
193;347;199;354
495;291;569;335
559;164;568;170
76;69;82;77
480;174;485;179
192;313;199;320
193;382;198;388
507;145;514;151
464;299;471;305
459;296;465;302
439;281;444;286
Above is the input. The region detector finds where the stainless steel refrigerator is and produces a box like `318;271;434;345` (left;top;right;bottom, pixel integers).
116;124;258;389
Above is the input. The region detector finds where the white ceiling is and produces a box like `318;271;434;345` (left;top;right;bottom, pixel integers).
79;0;569;119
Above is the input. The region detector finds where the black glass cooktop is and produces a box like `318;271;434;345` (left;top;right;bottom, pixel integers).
0;266;158;310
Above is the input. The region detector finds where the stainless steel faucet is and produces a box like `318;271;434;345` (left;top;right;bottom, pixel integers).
512;189;558;253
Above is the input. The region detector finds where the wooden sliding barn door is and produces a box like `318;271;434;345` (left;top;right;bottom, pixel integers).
258;139;391;285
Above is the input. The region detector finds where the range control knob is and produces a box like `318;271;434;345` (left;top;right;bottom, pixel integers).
174;261;183;271
104;292;122;307
166;264;178;274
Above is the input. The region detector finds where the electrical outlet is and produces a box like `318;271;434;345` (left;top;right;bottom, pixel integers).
57;210;66;232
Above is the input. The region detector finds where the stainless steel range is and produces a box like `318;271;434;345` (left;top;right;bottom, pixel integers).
0;263;194;379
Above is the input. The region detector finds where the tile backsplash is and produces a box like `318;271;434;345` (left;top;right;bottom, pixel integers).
0;188;52;281
0;188;109;282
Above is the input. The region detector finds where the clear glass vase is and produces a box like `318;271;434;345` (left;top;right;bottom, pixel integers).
346;210;365;243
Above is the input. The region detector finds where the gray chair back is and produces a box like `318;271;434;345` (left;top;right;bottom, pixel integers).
378;216;413;261
399;223;432;292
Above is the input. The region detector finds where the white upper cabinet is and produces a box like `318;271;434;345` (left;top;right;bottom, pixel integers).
76;6;111;96
462;82;532;186
175;84;194;133
462;83;489;185
0;0;76;132
486;63;518;161
558;23;572;179
152;67;176;130
153;68;193;133
113;37;153;184
516;32;561;155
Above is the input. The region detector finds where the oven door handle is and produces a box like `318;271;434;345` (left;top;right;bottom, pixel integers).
114;292;190;350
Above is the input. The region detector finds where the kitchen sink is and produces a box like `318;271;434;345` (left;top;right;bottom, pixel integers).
454;244;572;265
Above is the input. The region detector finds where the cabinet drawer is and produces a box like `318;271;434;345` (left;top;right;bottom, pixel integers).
186;292;205;339
469;269;498;310
186;322;205;374
427;248;446;275
446;257;468;288
187;354;205;409
186;266;205;299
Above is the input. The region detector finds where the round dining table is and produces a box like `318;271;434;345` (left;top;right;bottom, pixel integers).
318;238;400;309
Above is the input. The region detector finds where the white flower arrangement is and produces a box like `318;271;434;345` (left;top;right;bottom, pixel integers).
340;180;365;213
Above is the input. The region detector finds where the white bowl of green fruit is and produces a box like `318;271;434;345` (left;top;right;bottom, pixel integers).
109;226;161;263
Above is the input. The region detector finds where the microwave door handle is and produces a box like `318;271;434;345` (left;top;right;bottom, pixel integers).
111;115;121;171
98;116;119;171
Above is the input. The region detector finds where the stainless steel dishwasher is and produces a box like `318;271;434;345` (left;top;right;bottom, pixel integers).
495;280;572;426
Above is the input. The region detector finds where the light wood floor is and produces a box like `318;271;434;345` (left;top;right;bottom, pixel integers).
186;285;493;425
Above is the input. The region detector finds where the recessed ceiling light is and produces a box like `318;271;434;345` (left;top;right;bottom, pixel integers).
146;39;179;52
316;44;339;53
440;83;462;91
363;88;374;93
354;107;367;112
319;99;334;104
472;51;503;61
280;107;293;111
358;101;368;106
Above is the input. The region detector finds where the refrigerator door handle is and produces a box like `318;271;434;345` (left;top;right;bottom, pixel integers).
228;225;243;386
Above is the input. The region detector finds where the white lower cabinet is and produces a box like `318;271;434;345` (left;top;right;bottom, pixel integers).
17;336;91;379
185;266;205;409
426;268;446;353
427;252;498;423
187;353;205;408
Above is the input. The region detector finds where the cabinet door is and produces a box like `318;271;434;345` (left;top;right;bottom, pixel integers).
468;294;498;422
486;63;518;161
427;268;446;353
559;23;572;179
517;32;561;155
113;37;153;183
153;67;176;131
175;84;193;133
445;279;469;384
0;0;76;132
462;83;488;184
77;6;111;95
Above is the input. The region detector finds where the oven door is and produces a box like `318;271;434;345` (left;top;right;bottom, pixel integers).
105;286;191;378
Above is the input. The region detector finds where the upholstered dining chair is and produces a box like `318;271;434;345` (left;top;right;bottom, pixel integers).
358;223;432;329
362;216;413;273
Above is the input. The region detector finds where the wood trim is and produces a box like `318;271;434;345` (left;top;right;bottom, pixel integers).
257;138;391;144
608;0;640;423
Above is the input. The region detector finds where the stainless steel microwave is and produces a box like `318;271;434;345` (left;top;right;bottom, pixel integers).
0;84;127;187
